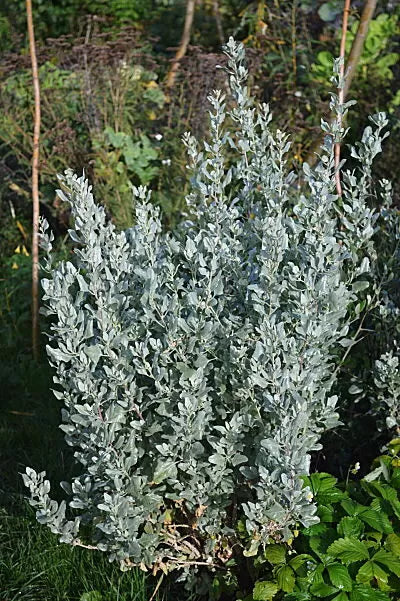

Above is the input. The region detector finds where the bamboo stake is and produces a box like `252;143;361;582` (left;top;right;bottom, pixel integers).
342;0;378;100
26;0;41;361
335;0;351;196
304;0;378;169
166;0;196;89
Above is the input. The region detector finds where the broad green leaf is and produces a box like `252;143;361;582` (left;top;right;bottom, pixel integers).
319;489;347;504
327;538;369;564
252;580;278;600
310;536;328;558
372;549;400;577
388;439;400;453
391;468;400;490
332;593;350;601
311;564;325;586
303;473;345;504
357;508;393;534
265;544;286;565
284;594;311;601
303;473;337;493
104;126;127;148
362;480;397;503
310;582;338;597
302;523;328;537
385;533;400;556
318;504;335;523
327;563;353;592
350;584;391;601
309;528;337;558
289;553;315;572
368;485;400;520
276;565;295;592
341;499;362;516
337;516;364;539
356;561;388;585
364;532;382;545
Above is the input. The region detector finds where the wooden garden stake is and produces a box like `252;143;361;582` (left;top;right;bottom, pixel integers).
26;0;41;361
343;0;378;100
335;0;351;196
166;0;196;88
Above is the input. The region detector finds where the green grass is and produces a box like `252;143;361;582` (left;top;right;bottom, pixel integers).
0;502;164;601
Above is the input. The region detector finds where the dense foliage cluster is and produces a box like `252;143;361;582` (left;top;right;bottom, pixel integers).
22;39;396;578
222;439;400;601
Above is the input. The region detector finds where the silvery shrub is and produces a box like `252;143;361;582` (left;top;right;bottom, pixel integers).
371;193;400;433
23;38;393;573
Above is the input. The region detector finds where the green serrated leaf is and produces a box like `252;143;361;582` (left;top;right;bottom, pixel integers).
309;527;337;558
327;563;353;592
265;544;286;565
284;594;311;601
318;504;335;522
357;508;393;534
365;483;400;519
356;561;388;585
310;536;328;558
327;538;369;564
385;533;400;556
304;473;340;497
310;581;338;597
362;481;396;502
372;549;400;577
332;593;350;601
350;584;391;601
302;523;328;537
252;580;278;600
276;565;295;592
289;553;315;572
337;516;364;539
311;564;325;586
341;498;362;516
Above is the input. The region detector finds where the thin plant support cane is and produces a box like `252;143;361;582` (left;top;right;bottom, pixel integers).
26;0;41;361
305;0;378;169
343;0;378;100
166;0;196;89
335;0;351;197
